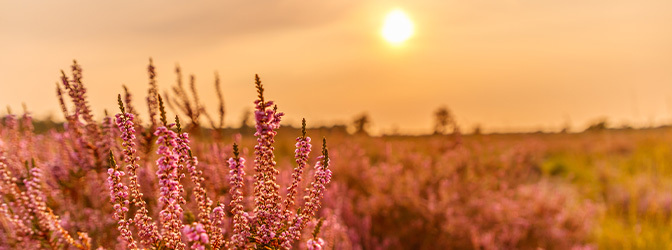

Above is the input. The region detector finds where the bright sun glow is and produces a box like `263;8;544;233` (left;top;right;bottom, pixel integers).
382;9;414;45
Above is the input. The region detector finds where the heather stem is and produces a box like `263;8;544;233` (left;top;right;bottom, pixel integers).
106;152;138;249
228;143;249;248
173;116;215;245
115;101;162;246
283;118;312;220
252;75;284;244
154;123;186;249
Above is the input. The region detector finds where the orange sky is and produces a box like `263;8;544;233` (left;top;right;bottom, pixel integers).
1;0;672;134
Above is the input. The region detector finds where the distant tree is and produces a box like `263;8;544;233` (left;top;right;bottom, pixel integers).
472;124;482;135
585;119;608;132
433;106;459;135
353;113;370;135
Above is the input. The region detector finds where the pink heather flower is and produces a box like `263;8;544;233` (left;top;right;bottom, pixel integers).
303;162;332;216
62;62;103;150
279;216;303;249
15;159;89;249
69;120;95;170
61;62;93;124
228;145;250;248
306;238;325;250
20;112;34;137
284;140;331;245
106;153;138;249
183;223;209;250
1;115;19;157
0;153;35;245
0;203;34;246
155;125;186;249
3;114;17;130
18;113;35;162
211;204;227;249
279;120;315;248
1;65;338;249
173;118;216;245
252;76;285;242
284;123;312;220
302;147;332;218
21;170;44;236
115;106;161;246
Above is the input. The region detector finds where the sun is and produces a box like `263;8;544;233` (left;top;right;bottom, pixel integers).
381;9;414;45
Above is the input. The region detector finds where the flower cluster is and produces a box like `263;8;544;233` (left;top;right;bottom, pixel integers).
106;152;136;248
284;119;312;219
227;144;249;248
154;124;187;249
174;118;215;241
115;97;162;246
281;140;332;247
104;72;332;249
306;238;326;250
0;151;90;249
183;223;209;250
251;74;286;245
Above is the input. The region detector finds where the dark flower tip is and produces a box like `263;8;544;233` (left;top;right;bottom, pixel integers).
175;115;182;133
158;94;167;126
322;137;329;168
108;151;117;168
312;218;325;238
255;74;264;106
302;118;307;138
117;94;125;114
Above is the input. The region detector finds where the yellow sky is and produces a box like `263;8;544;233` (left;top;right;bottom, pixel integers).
1;0;671;134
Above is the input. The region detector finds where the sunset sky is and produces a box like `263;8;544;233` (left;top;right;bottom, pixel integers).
1;0;671;134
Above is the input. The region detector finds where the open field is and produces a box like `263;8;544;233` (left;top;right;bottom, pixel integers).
2;88;672;249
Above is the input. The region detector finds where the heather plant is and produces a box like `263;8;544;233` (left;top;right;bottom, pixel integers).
56;60;104;171
107;71;332;249
0;156;92;249
433;106;458;136
0;61;335;249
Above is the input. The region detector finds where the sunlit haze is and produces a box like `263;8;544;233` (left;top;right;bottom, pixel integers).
381;9;414;45
1;0;672;134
